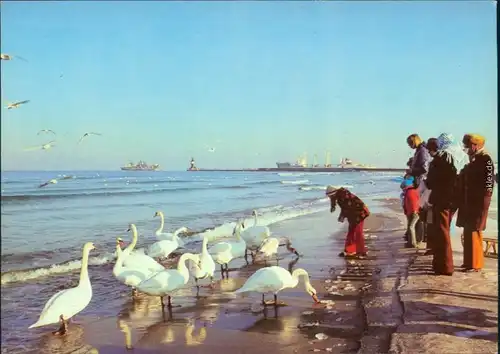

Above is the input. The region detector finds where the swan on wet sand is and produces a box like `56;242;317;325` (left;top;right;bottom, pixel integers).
117;224;164;273
147;229;182;260
113;239;156;298
189;235;216;290
257;236;299;264
208;221;247;276
234;266;319;307
153;211;188;246
29;242;96;335
135;252;200;309
241;210;271;259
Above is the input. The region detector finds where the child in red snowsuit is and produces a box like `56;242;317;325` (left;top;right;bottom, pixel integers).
402;176;420;248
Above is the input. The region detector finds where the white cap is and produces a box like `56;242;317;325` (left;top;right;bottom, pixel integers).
325;185;338;196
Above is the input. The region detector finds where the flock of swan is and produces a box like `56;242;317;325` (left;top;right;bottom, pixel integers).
29;210;318;336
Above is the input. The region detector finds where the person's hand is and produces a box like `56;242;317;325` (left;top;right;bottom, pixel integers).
338;215;345;223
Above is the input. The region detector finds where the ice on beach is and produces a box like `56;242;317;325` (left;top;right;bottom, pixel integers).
298;321;319;329
302;310;314;316
455;329;492;338
315;333;328;340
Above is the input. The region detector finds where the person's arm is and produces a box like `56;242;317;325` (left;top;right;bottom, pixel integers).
424;159;437;190
330;196;337;213
478;154;495;230
409;148;431;177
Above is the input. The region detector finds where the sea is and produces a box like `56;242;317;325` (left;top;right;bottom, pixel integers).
1;170;497;353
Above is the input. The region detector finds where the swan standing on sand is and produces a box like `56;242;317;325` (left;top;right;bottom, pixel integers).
117;224;164;273
241;210;271;259
113;239;156;298
29;242;96;335
209;221;247;276
257;237;299;264
235;266;319;306
135;252;200;309
153;211;188;246
189;235;216;290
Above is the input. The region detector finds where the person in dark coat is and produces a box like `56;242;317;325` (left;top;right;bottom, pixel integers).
326;186;370;259
425;136;457;276
456;134;495;272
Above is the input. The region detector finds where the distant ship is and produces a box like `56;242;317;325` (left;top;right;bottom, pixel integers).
275;153;376;170
120;161;160;171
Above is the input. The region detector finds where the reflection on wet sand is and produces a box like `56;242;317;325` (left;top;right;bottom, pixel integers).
36;323;99;354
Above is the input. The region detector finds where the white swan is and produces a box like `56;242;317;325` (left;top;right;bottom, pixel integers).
234;266;319;306
29;242;96;335
113;239;156;297
154;211;188;246
147;231;182;259
135;252;199;309
257;237;300;261
189;235;216;289
209;221;247;275
117;224;165;273
240;210;271;256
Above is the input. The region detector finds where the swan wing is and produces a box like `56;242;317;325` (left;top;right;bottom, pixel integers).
208;242;231;255
235;266;289;294
136;270;185;295
29;286;91;328
258;238;279;255
156;232;174;241
116;267;154;287
148;240;178;258
124;253;164;272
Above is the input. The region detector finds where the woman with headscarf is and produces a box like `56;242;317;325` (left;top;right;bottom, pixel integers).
424;135;458;276
325;186;370;258
455;134;495;272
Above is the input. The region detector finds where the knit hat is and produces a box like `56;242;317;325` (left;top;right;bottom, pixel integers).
403;176;415;187
325;185;338;196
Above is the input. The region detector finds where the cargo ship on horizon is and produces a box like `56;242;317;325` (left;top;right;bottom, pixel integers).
121;161;160;171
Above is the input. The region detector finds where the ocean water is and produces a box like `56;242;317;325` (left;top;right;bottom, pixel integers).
0;170;496;353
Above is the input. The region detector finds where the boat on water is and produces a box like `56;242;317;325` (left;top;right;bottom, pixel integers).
187;157;199;171
120;161;160;171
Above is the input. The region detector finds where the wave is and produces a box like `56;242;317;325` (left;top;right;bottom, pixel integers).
280;179;309;185
0;198;330;285
1;185;251;203
298;184;353;191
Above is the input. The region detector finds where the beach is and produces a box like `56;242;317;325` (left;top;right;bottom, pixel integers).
1;171;497;353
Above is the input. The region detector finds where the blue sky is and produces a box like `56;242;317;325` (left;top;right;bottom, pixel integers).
1;1;497;171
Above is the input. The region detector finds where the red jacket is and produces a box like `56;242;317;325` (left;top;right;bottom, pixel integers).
403;187;420;215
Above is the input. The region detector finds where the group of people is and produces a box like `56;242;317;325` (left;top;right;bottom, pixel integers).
320;132;495;276
402;133;495;275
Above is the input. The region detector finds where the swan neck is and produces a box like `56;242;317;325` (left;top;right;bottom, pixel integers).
113;245;124;275
79;247;92;286
157;213;165;234
202;237;209;254
253;213;258;226
127;226;138;251
178;254;197;283
291;268;310;288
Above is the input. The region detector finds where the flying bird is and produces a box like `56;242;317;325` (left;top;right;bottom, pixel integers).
24;140;56;151
38;179;58;188
207;147;216;153
6;100;30;109
37;129;56;136
0;53;28;62
78;132;102;144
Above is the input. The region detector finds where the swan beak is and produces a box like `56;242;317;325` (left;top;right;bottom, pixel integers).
312;294;320;303
126;228;131;232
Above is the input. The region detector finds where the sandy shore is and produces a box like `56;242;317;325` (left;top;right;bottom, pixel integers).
24;201;498;354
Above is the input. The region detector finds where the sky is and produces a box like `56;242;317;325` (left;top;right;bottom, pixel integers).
0;1;497;171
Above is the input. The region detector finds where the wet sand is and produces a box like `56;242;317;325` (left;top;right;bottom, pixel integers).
19;200;498;354
25;209;404;354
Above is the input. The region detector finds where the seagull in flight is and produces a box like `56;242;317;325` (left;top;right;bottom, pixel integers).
78;132;102;144
207;147;216;153
24;140;56;151
37;129;56;136
6;100;30;109
38;179;58;188
1;53;28;62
